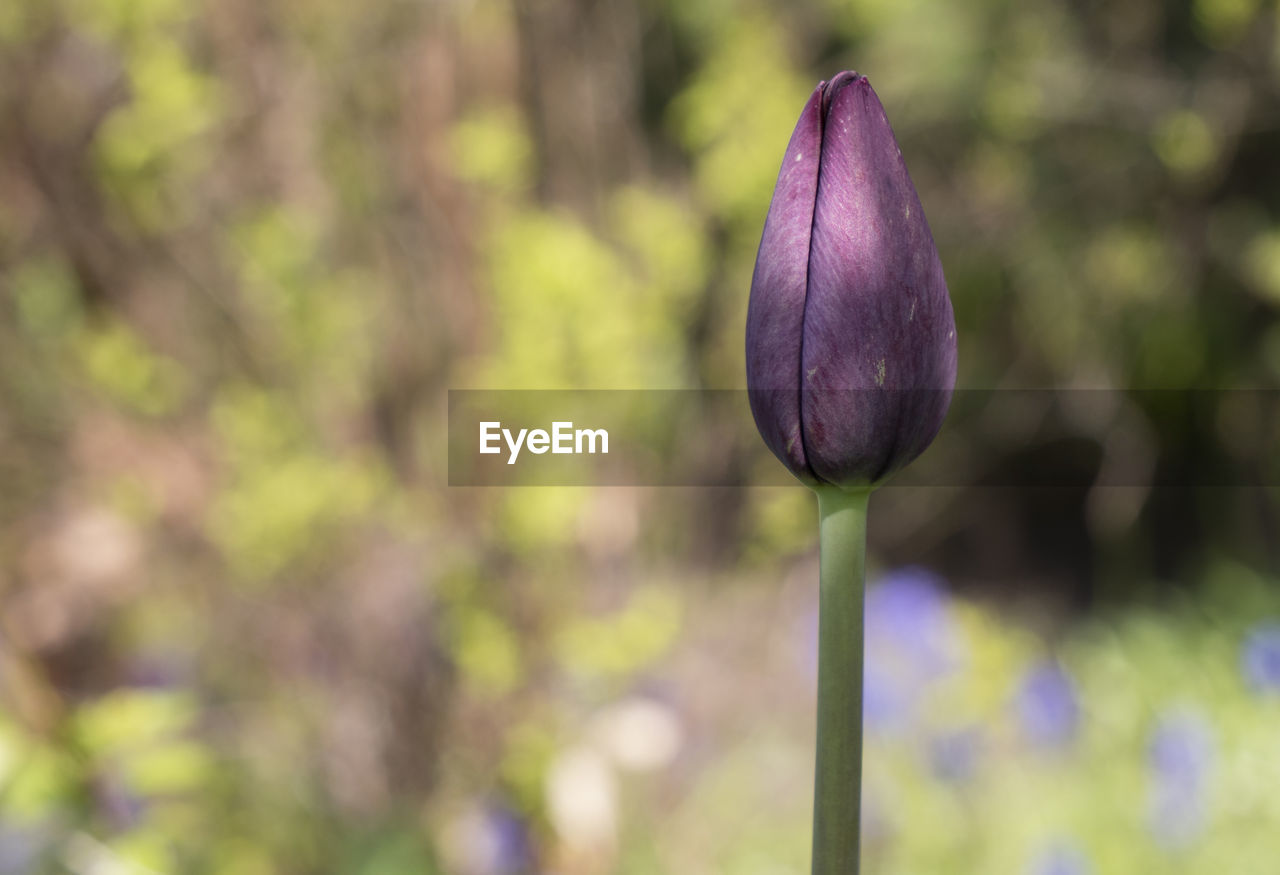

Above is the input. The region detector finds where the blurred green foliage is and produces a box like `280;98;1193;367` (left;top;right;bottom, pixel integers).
2;0;1280;871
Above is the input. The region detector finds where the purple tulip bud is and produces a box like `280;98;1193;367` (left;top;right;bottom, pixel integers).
746;72;957;487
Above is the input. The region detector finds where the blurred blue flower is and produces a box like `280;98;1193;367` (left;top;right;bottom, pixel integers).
452;801;532;875
795;567;961;730
0;820;50;875
862;567;962;730
1015;661;1079;749
862;660;904;728
865;567;958;676
1028;842;1091;875
1147;710;1213;848
1149;710;1212;785
483;804;532;874
93;769;147;831
929;726;982;783
1241;623;1280;694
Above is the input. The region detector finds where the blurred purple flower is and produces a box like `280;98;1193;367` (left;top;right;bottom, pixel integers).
1149;711;1212;785
1241;623;1280;694
862;660;904;728
863;567;962;730
865;567;958;675
452;802;533;875
1015;661;1079;749
483;804;532;875
1147;710;1213;848
1028;842;1091;875
929;726;982;783
0;820;52;875
93;769;147;831
797;566;960;730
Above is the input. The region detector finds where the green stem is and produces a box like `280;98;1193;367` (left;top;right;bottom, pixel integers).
812;485;870;875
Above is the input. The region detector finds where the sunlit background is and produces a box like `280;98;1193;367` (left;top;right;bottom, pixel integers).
3;0;1280;872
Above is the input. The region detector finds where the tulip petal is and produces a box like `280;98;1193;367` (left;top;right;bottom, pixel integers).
746;83;825;484
801;75;956;485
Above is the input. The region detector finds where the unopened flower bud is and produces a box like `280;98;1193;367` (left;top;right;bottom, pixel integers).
746;72;957;487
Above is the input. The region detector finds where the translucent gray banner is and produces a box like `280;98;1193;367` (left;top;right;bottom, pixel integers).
447;390;1280;487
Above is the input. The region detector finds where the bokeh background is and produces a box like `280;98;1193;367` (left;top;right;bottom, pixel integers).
3;0;1280;872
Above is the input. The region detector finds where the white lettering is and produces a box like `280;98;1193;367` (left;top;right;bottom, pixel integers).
552;421;573;453
503;427;527;465
576;428;608;454
481;421;608;464
527;429;550;454
479;422;501;454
